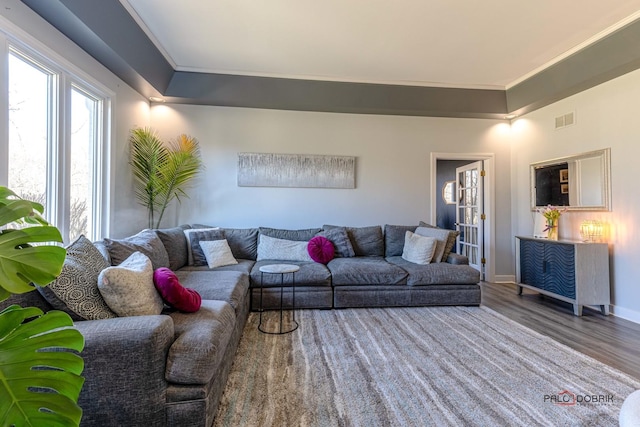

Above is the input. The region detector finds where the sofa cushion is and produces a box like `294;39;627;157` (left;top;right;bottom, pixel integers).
166;300;236;384
98;252;164;316
259;227;322;241
317;227;355;258
220;228;259;260
104;229;170;270
175;270;249;312
155;225;191;270
384;224;418;257
327;257;408;286
386;256;480;285
184;228;225;266
199;239;238;268
323;225;384;257
251;260;332;287
402;231;437;264
419;221;460;261
153;267;202;313
38;235;116;320
307;236;335;264
257;234;313;262
178;259;255;275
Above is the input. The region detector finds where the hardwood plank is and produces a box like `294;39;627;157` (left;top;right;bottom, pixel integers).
481;282;640;380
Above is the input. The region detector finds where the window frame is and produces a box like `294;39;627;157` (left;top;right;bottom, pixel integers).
0;22;113;242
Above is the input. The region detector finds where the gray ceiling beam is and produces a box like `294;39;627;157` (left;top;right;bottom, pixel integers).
506;19;640;117
21;0;174;97
165;72;508;119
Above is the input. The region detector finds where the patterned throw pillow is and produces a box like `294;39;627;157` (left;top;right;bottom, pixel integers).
98;251;164;317
37;235;116;320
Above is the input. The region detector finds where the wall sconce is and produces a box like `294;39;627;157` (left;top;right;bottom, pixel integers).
580;220;604;242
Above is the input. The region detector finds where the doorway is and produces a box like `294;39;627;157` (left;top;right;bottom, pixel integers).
430;153;495;282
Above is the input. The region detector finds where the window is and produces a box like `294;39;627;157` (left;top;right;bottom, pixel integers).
3;39;111;242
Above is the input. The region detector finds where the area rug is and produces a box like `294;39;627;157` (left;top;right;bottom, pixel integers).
214;306;640;426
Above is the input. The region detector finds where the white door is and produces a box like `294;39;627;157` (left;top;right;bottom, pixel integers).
456;161;484;278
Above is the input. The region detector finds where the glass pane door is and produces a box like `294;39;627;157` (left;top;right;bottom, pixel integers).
456;161;484;277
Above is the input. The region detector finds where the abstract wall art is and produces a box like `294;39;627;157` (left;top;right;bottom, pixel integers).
237;153;356;188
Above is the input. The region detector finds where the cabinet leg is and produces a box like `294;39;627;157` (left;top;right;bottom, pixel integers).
600;305;610;316
517;285;523;295
573;304;583;316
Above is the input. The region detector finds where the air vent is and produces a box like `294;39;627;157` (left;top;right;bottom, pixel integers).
555;112;576;129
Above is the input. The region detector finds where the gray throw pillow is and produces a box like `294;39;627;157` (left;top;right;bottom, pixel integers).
156;225;192;270
418;221;460;261
318;228;355;258
104;229;170;270
384;224;419;257
185;228;226;266
324;225;384;257
220;228;259;260
37;235;116;320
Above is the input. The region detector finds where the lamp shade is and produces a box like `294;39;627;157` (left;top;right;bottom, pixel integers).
580;220;604;242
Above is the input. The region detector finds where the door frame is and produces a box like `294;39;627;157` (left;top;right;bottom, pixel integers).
430;152;495;283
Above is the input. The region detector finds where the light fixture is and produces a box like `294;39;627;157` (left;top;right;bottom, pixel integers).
580;220;604;242
504;114;518;120
149;96;165;103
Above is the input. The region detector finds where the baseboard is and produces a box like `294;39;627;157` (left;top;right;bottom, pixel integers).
611;305;640;325
493;275;516;283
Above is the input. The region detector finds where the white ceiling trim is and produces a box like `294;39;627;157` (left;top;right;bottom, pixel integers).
506;10;640;89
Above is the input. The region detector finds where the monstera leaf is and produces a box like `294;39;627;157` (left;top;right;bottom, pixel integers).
0;187;84;426
0;187;66;301
0;305;84;426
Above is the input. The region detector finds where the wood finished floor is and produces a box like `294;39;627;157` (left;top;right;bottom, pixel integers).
482;282;640;380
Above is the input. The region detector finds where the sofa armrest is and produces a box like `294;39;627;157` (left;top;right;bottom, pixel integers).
446;253;469;265
74;315;174;426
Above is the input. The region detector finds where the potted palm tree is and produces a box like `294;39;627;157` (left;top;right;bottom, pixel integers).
129;127;204;229
0;187;85;426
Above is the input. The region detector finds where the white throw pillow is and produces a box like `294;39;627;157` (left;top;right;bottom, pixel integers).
183;227;220;265
414;226;451;263
257;234;313;262
402;231;438;264
199;239;238;268
97;251;163;317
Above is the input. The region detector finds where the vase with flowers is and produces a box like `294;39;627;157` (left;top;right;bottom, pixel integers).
539;205;567;240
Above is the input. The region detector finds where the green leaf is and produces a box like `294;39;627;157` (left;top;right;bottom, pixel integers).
0;306;85;426
0;227;65;296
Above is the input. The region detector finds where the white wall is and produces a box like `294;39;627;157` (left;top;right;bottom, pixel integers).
150;104;514;276
511;67;640;321
0;0;152;238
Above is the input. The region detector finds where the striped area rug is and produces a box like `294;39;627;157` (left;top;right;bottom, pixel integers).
214;306;640;426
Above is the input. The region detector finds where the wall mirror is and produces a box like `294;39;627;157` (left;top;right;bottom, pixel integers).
530;148;611;211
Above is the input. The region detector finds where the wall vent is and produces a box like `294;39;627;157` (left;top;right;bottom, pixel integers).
555;112;576;129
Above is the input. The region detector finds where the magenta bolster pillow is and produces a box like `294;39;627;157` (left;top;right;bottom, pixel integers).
153;267;202;313
307;236;335;264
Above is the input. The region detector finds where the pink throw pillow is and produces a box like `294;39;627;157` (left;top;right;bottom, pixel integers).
153;268;202;313
307;236;335;264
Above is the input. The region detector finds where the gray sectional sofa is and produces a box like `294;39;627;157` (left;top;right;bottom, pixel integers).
1;223;480;427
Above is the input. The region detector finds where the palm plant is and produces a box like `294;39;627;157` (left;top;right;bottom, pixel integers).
0;186;85;426
129;128;204;229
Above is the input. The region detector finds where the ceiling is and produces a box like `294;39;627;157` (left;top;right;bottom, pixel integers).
18;0;640;118
122;0;640;89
